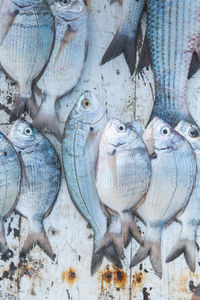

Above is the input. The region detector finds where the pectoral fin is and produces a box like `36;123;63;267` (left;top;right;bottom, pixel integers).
188;52;200;79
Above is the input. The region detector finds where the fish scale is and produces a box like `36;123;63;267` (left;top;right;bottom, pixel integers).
147;0;200;126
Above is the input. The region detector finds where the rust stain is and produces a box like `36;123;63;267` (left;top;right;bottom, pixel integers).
84;0;90;8
132;271;145;295
100;265;128;293
62;268;77;286
113;266;128;290
101;266;113;293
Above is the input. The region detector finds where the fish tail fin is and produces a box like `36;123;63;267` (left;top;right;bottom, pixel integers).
10;96;37;122
33;102;61;142
121;212;143;248
136;33;152;76
104;244;123;268
20;223;55;261
101;29;137;75
166;239;197;272
188;51;200;79
91;240;104;276
130;230;162;278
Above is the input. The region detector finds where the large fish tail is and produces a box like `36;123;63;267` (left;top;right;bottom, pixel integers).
33;100;61;142
10;96;37;122
166;239;197;272
130;227;162;278
101;29;137;75
20;222;55;261
121;212;143;248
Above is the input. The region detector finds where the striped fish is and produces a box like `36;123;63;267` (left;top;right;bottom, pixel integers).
62;91;122;275
167;121;200;272
131;118;196;278
146;0;200;126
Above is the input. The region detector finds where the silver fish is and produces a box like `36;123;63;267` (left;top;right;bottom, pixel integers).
62;91;122;275
33;0;88;141
167;121;200;272
0;0;54;122
8;120;61;260
101;0;146;75
96;118;151;255
145;0;200;126
131;118;196;278
0;132;21;255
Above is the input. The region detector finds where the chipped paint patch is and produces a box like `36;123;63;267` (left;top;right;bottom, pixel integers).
62;267;77;286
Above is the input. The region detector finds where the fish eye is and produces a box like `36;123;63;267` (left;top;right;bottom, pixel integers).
189;128;199;138
82;98;91;109
117;124;126;133
161;126;170;136
24;127;33;136
62;0;70;5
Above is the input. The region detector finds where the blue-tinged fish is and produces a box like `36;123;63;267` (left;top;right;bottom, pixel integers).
95;118;151;254
101;0;146;75
130;118;196;278
0;132;21;255
145;0;200;126
0;0;54;122
33;0;88;141
166;121;200;272
62;91;122;275
8;120;61;260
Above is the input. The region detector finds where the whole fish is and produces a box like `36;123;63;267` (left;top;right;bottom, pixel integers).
0;132;21;255
95;118;151;255
0;0;54;122
166;121;200;272
144;0;200;126
62;91;122;275
8;120;61;260
130;118;196;278
101;0;146;75
34;0;88;141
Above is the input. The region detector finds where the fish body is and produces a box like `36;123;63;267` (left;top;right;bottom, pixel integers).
96;118;151;251
131;118;196;278
146;0;200;126
0;132;21;254
34;0;88;141
101;0;146;75
8;120;61;260
62;91;121;274
0;0;54;121
167;121;200;272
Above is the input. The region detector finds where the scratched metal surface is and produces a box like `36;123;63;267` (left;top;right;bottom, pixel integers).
0;0;200;299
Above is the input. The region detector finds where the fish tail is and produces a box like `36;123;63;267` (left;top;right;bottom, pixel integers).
101;29;137;75
103;244;123;268
33;103;61;142
188;52;200;79
121;212;143;248
9;96;37;122
166;239;197;272
20;223;55;261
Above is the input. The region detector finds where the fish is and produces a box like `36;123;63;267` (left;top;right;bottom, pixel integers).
95;118;151;256
62;91;122;275
0;131;21;255
143;0;200;127
33;0;88;141
0;0;54;122
166;121;200;272
130;118;196;278
101;0;146;75
8;119;61;260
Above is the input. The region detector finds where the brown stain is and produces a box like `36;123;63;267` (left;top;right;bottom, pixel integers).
62;268;77;286
113;266;128;290
100;266;128;293
84;0;90;8
55;26;77;63
101;266;113;293
132;271;145;294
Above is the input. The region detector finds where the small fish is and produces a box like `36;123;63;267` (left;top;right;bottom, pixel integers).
8;120;61;260
95;118;151;256
143;0;200;126
0;132;21;255
0;0;54;122
130;118;196;278
33;0;88;141
166;121;200;272
101;0;146;75
62;91;121;275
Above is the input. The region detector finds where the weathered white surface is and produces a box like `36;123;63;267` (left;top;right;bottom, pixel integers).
0;0;200;299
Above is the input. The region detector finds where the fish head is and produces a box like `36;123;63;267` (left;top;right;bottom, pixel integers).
126;120;145;136
175;120;200;151
70;91;106;126
8;119;43;150
101;118;139;155
52;0;86;21
142;117;184;155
